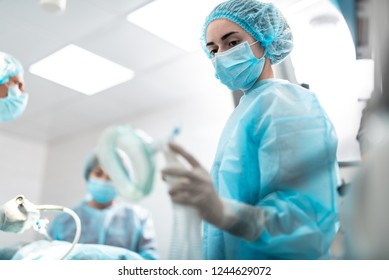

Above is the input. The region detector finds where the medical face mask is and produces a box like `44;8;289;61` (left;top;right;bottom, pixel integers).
0;85;29;122
87;178;117;204
212;41;265;91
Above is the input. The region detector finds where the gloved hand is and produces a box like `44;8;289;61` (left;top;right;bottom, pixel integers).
161;142;225;227
0;195;39;233
162;143;267;241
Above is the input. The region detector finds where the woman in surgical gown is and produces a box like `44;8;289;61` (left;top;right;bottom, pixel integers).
162;0;339;260
49;153;159;260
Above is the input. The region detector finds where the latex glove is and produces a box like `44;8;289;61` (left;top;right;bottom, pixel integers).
0;195;39;233
161;142;226;227
162;143;268;241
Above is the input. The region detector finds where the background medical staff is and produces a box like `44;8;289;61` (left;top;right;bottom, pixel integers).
0;52;36;234
49;151;159;260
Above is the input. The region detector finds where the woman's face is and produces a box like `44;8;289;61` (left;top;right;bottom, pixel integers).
205;19;264;59
89;164;110;181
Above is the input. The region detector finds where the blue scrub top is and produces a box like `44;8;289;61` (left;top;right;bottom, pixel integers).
49;200;159;260
205;79;340;260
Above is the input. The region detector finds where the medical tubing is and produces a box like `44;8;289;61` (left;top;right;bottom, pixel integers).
36;221;52;241
163;148;203;260
169;203;202;260
35;205;81;260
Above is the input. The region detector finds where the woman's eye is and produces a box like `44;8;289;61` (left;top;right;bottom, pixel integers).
209;49;217;56
229;40;239;47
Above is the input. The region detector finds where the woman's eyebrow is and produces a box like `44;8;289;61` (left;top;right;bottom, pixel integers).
221;31;238;41
206;31;239;47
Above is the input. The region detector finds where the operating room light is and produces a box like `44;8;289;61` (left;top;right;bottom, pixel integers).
126;0;224;52
29;45;135;95
39;0;67;14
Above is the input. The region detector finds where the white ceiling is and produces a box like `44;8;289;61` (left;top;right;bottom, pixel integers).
0;0;228;143
0;0;355;150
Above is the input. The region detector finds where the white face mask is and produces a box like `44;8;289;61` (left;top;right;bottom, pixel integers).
212;41;265;91
0;85;28;122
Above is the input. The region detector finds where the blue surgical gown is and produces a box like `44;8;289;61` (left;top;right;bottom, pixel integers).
49;200;158;260
205;79;339;259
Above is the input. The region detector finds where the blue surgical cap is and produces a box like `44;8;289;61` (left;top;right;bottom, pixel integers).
83;152;99;181
201;0;294;65
0;52;24;85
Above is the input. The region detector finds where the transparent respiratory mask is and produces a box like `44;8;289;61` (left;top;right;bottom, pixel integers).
96;125;202;259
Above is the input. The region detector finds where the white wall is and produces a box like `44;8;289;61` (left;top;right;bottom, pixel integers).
40;92;234;259
288;1;370;162
0;131;47;246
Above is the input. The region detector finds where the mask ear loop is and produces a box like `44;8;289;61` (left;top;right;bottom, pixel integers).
249;41;267;59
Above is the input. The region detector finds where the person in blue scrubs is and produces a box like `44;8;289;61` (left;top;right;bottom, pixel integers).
49;152;159;260
0;52;27;123
0;52;34;234
162;0;339;260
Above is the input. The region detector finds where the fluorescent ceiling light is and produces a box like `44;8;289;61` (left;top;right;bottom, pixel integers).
29;44;134;95
127;0;224;52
